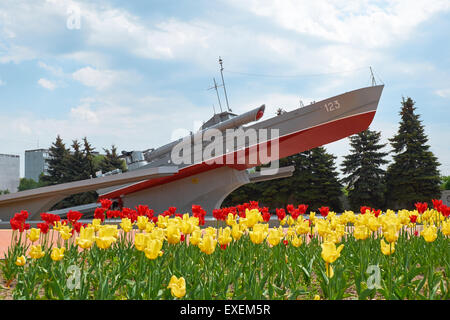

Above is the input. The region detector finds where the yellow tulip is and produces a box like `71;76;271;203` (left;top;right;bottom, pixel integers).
166;225;181;244
95;236;115;249
144;238;163;260
218;227;232;246
321;241;344;264
157;215;169;229
241;209;262;228
198;234;217;255
91;218;102;231
226;213;237;226
354;225;370;240
98;225;119;240
231;224;243;241
135;233;150;251
380;239;395;255
29;245;45;259
27;228;40;242
167;275;186;298
137;216;149;231
15;255;26;266
315;219;331;238
145;222;155;233
267;227;283;246
76;226;95;249
295;218;310;235
120;218;133;233
149;227;165;241
287;216;295;226
189;228;202;246
383;223;400;243
341;211;355;224
367;216;381;232
325;262;334;278
314;294;321;300
249;223;268;244
291;235;302;248
181;220;194;235
442;220;450;236
50;247;65;261
421;224;437;242
204;227;217;239
59;226;73;240
53;220;68;232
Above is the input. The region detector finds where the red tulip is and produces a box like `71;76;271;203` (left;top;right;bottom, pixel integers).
414;202;428;214
67;210;83;223
409;215;418;223
94;207;105;222
318;206;329;218
100;198;113;210
37;222;50;234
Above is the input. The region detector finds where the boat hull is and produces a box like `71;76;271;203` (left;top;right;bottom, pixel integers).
100;85;384;200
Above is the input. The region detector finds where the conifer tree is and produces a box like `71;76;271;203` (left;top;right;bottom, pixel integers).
385;97;441;208
41;135;70;185
82;137;97;178
223;147;343;212
99;145;127;173
341;129;389;210
307;147;343;212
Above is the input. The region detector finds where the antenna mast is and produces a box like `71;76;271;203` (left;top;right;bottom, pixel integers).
208;78;223;113
219;57;231;112
370;66;376;86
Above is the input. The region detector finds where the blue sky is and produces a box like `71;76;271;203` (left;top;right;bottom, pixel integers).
0;0;449;178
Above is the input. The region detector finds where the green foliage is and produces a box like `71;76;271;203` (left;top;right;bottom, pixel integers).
341;129;389;210
441;176;450;190
224;147;343;212
18;173;49;191
99;145;127;174
41;135;70;185
0;189;10;195
386;97;441;209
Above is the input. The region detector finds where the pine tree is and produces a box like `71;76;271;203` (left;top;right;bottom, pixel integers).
385;97;441;209
82;137;97;178
53;139;98;209
41;135;70;185
223;147;343;212
99;145;127;173
307;147;343;212
341;129;389;210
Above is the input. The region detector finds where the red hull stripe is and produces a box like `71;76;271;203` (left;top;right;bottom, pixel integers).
100;111;376;199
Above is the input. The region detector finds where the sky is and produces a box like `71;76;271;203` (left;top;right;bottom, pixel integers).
0;0;449;178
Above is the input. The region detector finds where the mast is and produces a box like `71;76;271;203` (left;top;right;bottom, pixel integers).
219;57;231;112
208;77;223;113
370;66;376;86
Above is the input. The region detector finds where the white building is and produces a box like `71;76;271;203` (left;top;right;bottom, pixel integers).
25;149;50;182
0;153;20;193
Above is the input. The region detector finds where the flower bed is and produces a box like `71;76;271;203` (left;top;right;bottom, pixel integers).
1;200;449;300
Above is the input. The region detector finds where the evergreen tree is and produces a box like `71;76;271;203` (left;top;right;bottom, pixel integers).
223;147;343;212
307;147;343;212
99;145;127;173
41;135;70;185
341;129;389;210
385;97;441;209
82;137;97;178
53;139;98;209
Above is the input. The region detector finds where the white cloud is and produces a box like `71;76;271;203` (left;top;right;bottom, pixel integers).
0;44;36;64
0;78;5;86
435;88;450;98
228;0;450;48
72;67;121;90
37;78;57;90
